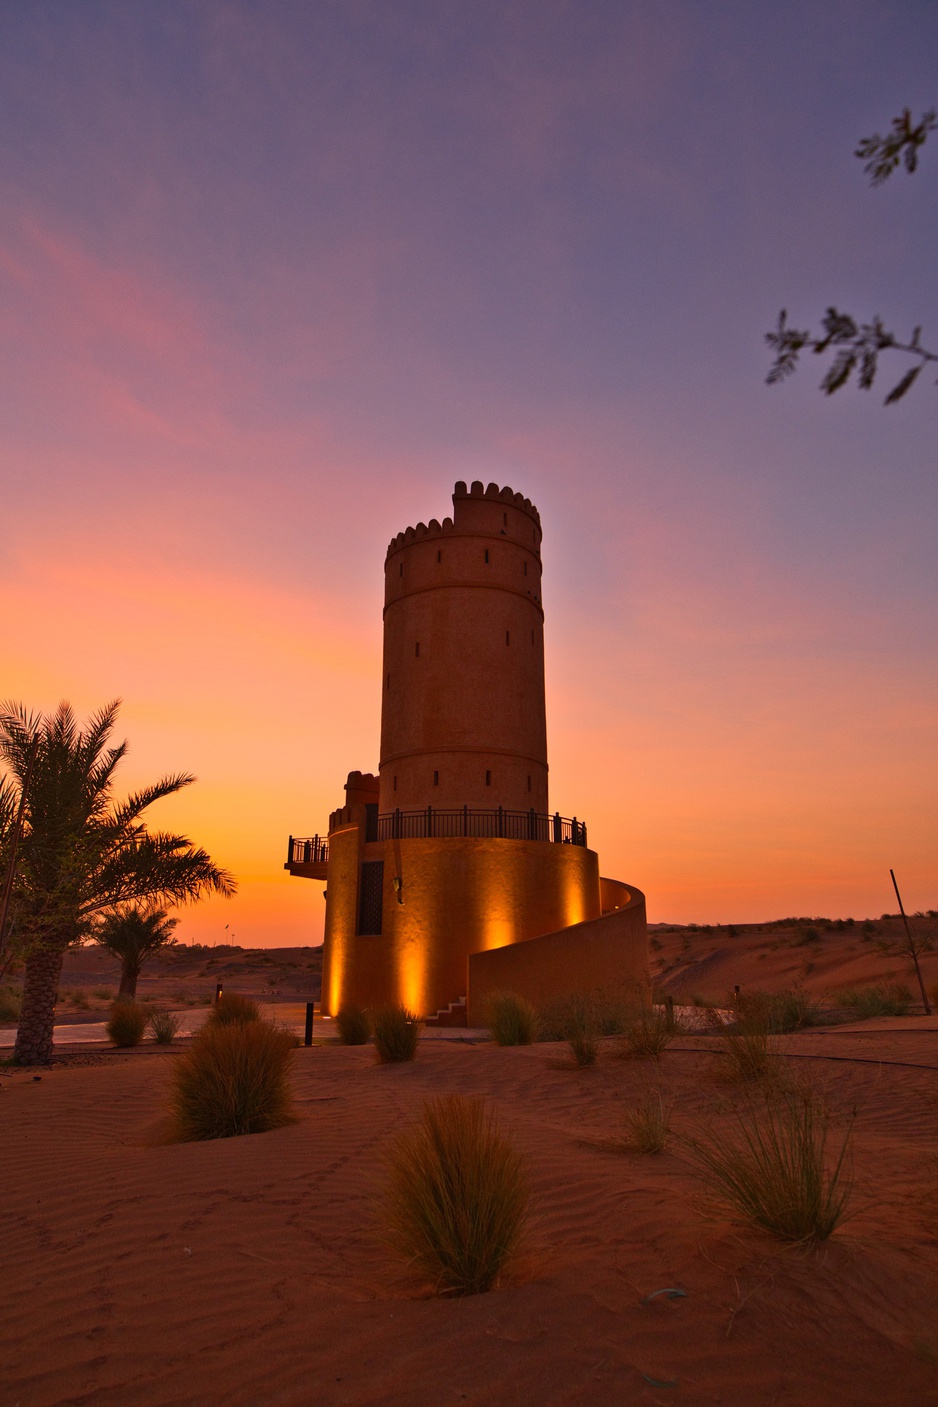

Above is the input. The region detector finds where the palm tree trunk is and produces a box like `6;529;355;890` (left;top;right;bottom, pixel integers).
118;959;140;1000
14;944;66;1065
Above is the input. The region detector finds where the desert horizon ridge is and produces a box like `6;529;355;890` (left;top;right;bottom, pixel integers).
7;910;929;1024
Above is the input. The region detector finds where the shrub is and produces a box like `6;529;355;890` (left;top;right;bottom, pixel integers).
383;1095;529;1295
208;992;261;1026
834;983;912;1018
623;1088;670;1154
335;1004;372;1044
372;1004;422;1063
93;986;114;1000
736;987;820;1033
619;1000;676;1059
169;1019;296;1140
683;1086;853;1242
0;987;21;1022
69;987;91;1009
486;991;537;1046
106;1001;149;1047
149;1009;182;1044
537;990;628;1041
721;1020;773;1082
564;995;600;1066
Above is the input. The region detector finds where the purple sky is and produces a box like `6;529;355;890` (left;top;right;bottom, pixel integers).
2;1;936;943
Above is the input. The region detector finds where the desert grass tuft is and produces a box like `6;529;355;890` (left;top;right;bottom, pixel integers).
721;1020;775;1082
169;1019;296;1140
683;1086;853;1242
383;1094;529;1295
372;1004;422;1063
736;987;821;1033
106;1000;149;1047
148;1009;182;1044
335;1004;372;1044
565;996;600;1066
208;992;261;1026
834;982;912;1018
486;991;537;1046
619;999;677;1060
623;1088;670;1153
537;990;629;1041
93;986;114;1001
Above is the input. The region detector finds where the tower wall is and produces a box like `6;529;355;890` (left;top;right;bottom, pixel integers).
379;481;548;814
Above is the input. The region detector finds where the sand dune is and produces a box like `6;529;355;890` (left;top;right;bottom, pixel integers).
2;1029;937;1406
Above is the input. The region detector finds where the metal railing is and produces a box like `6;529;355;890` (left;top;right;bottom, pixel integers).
288;809;588;864
378;806;587;846
287;834;329;866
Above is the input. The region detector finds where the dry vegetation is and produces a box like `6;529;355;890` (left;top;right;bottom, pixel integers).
682;1085;854;1243
105;1001;149;1048
335;1004;372;1044
383;1094;529;1295
169;1018;296;1140
372;1005;422;1063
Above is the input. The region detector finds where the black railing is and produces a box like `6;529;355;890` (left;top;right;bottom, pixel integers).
377;807;587;846
287;834;329;866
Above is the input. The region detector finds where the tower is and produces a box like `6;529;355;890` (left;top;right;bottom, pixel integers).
287;482;647;1023
380;481;547;814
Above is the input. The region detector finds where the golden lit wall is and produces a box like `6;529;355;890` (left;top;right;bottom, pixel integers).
467;884;648;1024
320;833;601;1016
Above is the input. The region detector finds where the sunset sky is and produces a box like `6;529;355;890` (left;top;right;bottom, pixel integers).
3;1;936;945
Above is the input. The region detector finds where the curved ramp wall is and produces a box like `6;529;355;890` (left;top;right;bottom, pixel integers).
466;883;648;1025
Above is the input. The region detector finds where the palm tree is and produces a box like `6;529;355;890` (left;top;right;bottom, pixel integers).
95;906;180;1000
0;700;236;1064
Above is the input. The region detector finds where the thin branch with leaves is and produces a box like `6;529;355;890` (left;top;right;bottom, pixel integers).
766;106;935;404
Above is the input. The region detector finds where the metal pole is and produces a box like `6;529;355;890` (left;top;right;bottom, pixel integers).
214;982;223;1004
0;732;40;963
890;868;931;1016
305;1002;314;1046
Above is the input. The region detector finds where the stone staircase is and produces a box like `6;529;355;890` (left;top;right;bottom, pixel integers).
423;996;468;1028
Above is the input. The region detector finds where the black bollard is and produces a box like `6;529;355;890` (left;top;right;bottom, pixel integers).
305;1002;314;1046
215;982;223;1005
665;994;674;1031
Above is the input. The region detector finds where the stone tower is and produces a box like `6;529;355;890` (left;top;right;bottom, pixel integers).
287;482;647;1023
380;481;547;814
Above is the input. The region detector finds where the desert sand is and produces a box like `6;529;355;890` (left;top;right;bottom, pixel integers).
3;1021;938;1407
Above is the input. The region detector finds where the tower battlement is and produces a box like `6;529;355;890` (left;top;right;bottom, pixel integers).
385;481;541;559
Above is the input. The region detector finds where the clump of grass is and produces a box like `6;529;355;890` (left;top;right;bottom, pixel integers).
683;1086;853;1242
537;990;629;1041
69;987;91;1010
721;1021;774;1082
619;999;676;1059
372;1004;422;1063
92;986;114;1001
169;1019;296;1140
736;987;821;1033
106;1001;149;1047
623;1088;670;1153
335;1004;372;1044
486;991;537;1046
565;996;600;1066
149;1009;182;1044
0;987;21;1022
208;992;261;1026
834;983;912;1018
383;1095;529;1295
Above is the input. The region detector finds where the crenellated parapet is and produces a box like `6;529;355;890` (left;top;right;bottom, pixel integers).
385;481;541;559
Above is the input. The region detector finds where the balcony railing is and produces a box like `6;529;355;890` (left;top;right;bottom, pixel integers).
287;834;329;866
377;807;587;846
288;809;588;865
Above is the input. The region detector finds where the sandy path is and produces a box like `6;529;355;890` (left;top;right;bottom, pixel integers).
2;1039;937;1406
